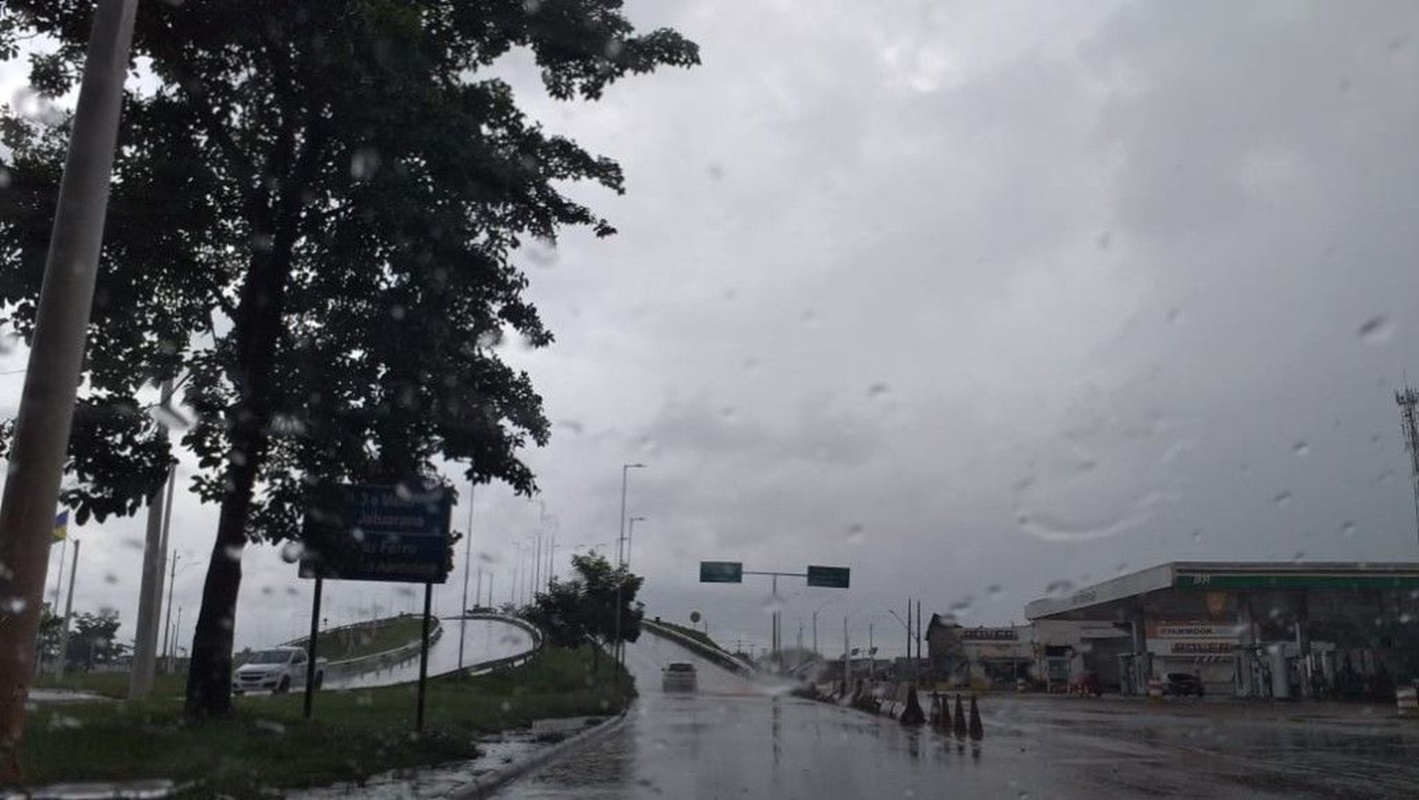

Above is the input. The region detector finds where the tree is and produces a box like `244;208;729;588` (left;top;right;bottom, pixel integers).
65;609;123;672
525;552;642;671
0;2;697;716
525;576;593;650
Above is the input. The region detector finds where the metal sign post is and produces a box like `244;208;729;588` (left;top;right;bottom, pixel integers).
303;576;323;719
297;483;451;725
417;582;433;732
699;561;850;671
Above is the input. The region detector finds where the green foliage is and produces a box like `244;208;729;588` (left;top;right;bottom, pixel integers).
0;1;696;714
0;0;700;536
64;608;126;672
20;646;631;794
525;552;644;650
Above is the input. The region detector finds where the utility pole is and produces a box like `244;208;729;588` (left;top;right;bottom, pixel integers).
457;484;474;673
868;621;875;679
169;606;183;673
51;538;67;613
0;0;139;775
547;533;556;590
916;599;923;681
160;553;178;673
532;530;541;598
842;615;850;683
54;540;81;679
130;381;174;700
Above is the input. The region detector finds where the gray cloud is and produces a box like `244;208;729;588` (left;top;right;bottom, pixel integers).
3;0;1418;655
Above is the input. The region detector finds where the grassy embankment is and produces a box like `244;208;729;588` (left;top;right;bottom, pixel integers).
33;615;430;700
21;645;630;797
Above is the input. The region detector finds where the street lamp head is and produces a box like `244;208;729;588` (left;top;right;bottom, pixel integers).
630;515;648;523
625;462;646;470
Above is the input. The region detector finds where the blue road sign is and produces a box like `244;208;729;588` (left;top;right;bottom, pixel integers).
299;484;451;584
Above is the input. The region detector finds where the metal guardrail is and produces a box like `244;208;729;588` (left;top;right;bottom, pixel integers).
641;620;755;675
323;621;445;679
444;612;544;677
459;612;544;648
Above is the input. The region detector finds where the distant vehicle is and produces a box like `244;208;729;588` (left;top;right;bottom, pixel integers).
662;662;698;692
1163;672;1205;697
232;647;326;695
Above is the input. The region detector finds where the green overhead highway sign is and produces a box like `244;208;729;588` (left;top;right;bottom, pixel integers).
699;561;744;583
806;565;851;589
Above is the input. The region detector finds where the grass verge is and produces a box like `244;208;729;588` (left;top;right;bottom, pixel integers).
293;614;430;661
32;670;188;700
32;615;430;701
20;645;631;797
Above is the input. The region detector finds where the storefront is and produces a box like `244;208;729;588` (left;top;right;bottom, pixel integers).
1024;561;1419;699
1145;622;1241;696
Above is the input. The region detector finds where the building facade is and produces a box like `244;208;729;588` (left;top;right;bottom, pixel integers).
1025;561;1419;699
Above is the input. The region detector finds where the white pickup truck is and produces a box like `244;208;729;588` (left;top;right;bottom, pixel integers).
231;646;327;695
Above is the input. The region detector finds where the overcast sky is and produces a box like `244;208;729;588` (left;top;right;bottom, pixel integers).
3;0;1418;657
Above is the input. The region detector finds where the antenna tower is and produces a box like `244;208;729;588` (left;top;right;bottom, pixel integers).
1396;382;1419;552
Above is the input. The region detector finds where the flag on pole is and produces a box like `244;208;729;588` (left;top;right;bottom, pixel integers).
52;510;68;542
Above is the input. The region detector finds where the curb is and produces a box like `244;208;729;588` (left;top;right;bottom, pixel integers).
450;709;630;799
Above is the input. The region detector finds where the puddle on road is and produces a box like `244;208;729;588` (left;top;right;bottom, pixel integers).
287;717;609;799
286;735;542;799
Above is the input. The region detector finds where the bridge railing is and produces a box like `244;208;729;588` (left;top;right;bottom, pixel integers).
641;619;756;675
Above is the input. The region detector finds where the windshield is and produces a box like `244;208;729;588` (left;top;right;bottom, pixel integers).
246;651;290;666
1;1;1417;798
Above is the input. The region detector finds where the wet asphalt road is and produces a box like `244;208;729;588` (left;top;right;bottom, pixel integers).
496;634;1419;800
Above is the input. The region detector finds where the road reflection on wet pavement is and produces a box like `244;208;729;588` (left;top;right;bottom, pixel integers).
496;633;1419;799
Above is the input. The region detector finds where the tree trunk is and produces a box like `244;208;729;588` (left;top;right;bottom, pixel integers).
182;450;260;717
182;242;293;716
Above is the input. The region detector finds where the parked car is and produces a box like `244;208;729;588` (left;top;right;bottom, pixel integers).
232;647;326;695
1163;672;1205;697
662;662;698;692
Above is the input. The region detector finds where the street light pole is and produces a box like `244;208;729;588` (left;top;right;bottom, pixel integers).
160;553;179;672
0;0;139;772
54;540;81;679
614;463;645;682
457;484;474;673
626;516;647;570
169;605;183;673
812;599;835;656
842;614;850;684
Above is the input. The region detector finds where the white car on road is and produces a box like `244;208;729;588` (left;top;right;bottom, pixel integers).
662;662;698;692
232;647;326;695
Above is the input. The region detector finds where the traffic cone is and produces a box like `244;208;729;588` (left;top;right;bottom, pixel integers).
929;692;943;728
900;685;926;725
952;693;967;739
969;694;983;741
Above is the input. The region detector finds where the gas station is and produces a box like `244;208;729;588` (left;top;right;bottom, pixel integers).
1024;561;1419;699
